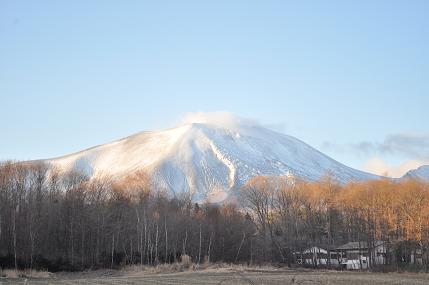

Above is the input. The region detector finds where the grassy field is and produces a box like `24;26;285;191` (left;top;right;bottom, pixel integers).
1;267;429;285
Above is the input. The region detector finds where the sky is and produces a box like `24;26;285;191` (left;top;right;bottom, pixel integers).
1;0;428;177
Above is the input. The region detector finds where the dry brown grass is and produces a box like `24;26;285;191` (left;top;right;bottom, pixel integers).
180;254;192;269
0;268;52;278
123;263;184;275
120;261;286;277
121;255;208;276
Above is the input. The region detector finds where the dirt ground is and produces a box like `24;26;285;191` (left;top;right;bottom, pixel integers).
1;268;429;285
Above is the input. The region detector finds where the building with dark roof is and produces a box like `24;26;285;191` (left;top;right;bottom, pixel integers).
336;241;387;269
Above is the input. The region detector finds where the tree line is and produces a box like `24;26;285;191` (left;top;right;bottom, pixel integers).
0;161;428;271
240;175;429;270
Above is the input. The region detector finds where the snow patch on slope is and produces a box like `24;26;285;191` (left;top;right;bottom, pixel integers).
207;140;236;189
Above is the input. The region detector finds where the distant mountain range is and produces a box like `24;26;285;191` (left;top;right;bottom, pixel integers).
402;165;429;182
34;119;387;202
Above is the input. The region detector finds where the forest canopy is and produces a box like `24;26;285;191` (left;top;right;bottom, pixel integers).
0;161;428;271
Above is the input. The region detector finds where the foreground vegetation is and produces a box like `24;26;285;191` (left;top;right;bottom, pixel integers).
2;265;429;285
0;161;428;272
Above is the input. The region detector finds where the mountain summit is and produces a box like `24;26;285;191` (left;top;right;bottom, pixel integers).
43;118;378;201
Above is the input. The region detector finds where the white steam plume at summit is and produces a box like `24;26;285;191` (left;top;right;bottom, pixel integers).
180;112;258;130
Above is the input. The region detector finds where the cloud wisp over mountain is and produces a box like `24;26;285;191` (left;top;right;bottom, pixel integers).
322;133;429;177
323;133;429;159
180;112;258;130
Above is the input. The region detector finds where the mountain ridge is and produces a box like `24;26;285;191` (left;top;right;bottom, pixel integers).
35;121;382;202
402;165;429;181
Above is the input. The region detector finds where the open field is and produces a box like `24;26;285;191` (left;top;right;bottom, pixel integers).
1;268;429;285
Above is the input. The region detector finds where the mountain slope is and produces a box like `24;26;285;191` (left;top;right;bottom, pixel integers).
43;122;379;201
402;165;429;181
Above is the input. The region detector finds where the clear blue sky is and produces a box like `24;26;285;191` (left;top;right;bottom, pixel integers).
1;0;428;177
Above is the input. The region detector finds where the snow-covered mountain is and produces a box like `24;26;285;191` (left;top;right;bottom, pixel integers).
41;121;379;202
402;165;429;182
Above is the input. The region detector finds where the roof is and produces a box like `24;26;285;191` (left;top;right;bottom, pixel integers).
336;241;385;251
302;246;328;254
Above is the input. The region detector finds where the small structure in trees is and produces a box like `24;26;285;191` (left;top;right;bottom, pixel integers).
336;241;387;270
294;246;340;268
